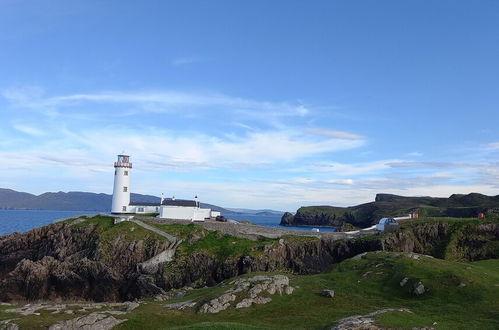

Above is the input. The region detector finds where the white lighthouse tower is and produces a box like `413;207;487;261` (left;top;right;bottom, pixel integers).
111;154;132;213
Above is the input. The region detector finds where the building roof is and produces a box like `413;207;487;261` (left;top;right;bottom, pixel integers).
378;217;397;224
129;202;160;206
162;199;198;207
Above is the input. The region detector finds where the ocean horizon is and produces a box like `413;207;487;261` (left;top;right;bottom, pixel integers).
0;209;336;236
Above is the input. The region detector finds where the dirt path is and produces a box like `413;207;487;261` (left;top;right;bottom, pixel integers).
131;219;179;244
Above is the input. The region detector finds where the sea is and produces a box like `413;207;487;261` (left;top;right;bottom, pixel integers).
0;209;336;236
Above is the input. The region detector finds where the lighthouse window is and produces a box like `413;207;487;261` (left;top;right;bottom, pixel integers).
123;186;128;192
124;171;128;176
115;170;117;175
122;206;127;212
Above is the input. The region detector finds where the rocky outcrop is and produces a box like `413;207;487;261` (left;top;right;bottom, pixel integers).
48;312;126;330
199;275;294;313
0;221;173;302
331;308;415;330
382;221;499;261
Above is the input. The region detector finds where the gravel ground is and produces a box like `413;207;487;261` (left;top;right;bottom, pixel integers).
135;216;377;241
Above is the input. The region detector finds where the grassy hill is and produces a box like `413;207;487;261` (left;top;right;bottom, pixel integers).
2;251;497;329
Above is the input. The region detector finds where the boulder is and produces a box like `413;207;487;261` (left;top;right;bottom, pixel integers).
284;285;294;295
321;289;335;298
198;294;235;314
413;282;426;295
0;320;19;330
400;277;409;287
235;299;254;309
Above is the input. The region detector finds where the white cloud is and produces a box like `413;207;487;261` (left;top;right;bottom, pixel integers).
406;151;423;157
307;127;364;140
13;124;46;136
488;142;499;149
311;160;395;176
1;88;313;120
324;179;354;185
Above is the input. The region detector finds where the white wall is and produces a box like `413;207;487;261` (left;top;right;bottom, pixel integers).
129;205;159;214
159;206;211;221
111;166;131;213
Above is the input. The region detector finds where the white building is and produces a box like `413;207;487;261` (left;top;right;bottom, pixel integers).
111;154;217;221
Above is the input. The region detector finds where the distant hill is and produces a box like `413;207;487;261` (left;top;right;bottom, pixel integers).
225;208;284;216
0;188;230;212
281;192;499;228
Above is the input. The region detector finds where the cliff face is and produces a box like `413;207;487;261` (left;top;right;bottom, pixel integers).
1;217;497;303
0;220;173;302
382;221;499;261
281;203;378;228
0;218;381;303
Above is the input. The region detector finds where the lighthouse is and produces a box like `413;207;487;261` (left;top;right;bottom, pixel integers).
111;154;132;213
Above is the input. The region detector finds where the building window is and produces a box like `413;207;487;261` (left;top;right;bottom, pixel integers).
115;170;117;175
138;207;144;212
124;170;128;176
123;186;128;192
122;206;127;212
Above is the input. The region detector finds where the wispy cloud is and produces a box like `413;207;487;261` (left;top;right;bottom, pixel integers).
307;127;364;140
1;88;313;120
171;57;202;66
488;142;499;149
13;123;46;136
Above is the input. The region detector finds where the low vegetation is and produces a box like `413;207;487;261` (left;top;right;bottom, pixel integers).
1;215;498;329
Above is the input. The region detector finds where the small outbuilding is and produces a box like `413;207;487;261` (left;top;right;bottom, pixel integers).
376;217;399;232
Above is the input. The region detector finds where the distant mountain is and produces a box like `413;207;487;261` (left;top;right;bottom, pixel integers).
225;208;284;215
0;188;230;213
281;192;499;229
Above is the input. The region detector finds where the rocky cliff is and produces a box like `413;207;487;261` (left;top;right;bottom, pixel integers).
0;216;381;303
1;216;497;303
382;220;499;261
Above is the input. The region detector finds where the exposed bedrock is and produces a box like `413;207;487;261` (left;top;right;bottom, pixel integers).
1;220;497;303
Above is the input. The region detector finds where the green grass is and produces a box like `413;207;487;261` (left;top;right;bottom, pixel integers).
149;222;278;260
110;252;499;329
3;251;499;329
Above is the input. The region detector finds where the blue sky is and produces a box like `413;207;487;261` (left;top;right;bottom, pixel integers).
1;0;498;211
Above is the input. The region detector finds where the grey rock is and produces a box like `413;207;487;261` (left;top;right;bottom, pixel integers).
253;296;272;305
0;320;19;330
48;312;126;330
199;294;236;314
163;300;196;310
235;298;254;309
174;291;187;298
284;285;294;295
321;289;335;298
331;308;411;330
413;282;426;295
400;277;409;287
123;302;140;312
